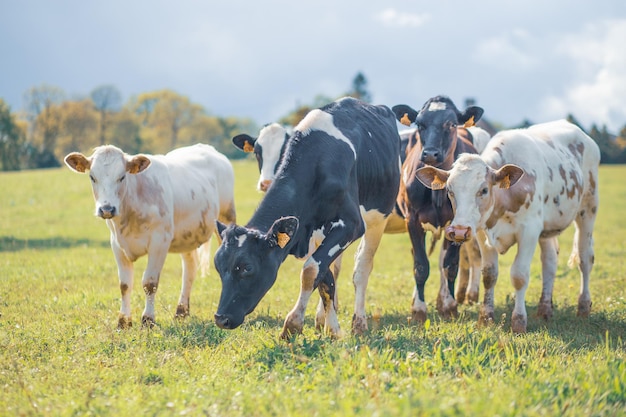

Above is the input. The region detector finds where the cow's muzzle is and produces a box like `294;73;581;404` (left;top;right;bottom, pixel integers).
98;204;116;219
445;225;472;243
259;179;272;192
214;313;241;329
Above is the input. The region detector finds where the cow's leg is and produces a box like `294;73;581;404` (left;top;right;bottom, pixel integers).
537;237;558;320
352;211;387;335
176;250;198;318
571;200;597;317
112;241;134;329
509;237;537;334
315;254;341;331
477;232;499;326
437;240;461;318
282;256;319;339
465;237;482;304
407;216;429;324
456;244;470;305
141;244;169;327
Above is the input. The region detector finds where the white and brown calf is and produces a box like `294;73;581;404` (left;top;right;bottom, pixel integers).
65;144;236;328
416;119;600;333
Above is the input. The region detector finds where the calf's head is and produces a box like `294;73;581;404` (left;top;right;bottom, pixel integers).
393;96;483;166
232;123;290;192
416;154;524;242
213;216;299;329
64;145;151;219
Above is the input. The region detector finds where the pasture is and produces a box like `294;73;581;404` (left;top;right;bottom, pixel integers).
1;160;625;416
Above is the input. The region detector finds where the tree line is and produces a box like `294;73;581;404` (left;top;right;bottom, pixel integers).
1;73;625;171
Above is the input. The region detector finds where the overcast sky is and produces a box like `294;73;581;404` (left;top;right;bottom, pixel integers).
2;1;625;132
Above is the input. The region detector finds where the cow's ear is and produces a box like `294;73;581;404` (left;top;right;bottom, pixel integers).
232;134;256;153
415;166;450;190
266;216;299;249
64;152;91;173
127;155;151;174
392;105;418;126
459;106;484;127
493;164;524;189
216;220;229;237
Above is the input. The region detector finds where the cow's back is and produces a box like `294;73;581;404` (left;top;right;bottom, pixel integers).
482;120;599;229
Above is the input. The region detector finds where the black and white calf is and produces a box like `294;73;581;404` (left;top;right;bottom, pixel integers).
214;97;401;338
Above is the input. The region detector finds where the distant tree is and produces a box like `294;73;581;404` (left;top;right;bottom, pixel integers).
91;85;122;145
347;72;372;103
566;114;587;133
0;100;25;171
23;84;65;167
108;108;143;154
131;90;202;153
56;99;98;156
589;123;619;164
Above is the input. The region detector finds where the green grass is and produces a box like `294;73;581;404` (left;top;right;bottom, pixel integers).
0;162;625;416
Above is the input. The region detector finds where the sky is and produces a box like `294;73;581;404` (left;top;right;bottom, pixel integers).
1;1;626;132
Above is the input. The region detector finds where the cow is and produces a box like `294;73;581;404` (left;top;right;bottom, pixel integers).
391;95;484;324
415;119;600;333
64;144;236;328
213;97;401;338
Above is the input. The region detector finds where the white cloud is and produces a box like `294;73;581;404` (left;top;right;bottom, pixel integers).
474;29;537;72
540;19;626;131
375;8;430;28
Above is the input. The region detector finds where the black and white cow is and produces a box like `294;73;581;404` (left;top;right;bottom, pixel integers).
391;96;484;323
214;97;401;338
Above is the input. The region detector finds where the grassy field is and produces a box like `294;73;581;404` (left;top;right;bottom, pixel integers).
1;160;625;416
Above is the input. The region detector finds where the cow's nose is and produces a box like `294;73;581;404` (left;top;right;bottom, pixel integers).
259;179;272;192
214;313;232;329
445;225;472;243
421;149;440;164
98;205;116;219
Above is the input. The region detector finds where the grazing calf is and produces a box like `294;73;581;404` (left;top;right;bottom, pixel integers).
391;95;484;323
416;120;600;333
65;144;236;328
214;97;401;338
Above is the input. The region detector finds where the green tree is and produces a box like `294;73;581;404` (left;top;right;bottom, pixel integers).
589;123;618;164
23;84;65;167
0;100;25;171
56;100;98;156
347;72;372;103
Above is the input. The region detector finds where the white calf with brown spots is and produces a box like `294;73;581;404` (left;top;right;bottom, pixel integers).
416;120;599;333
65;144;236;328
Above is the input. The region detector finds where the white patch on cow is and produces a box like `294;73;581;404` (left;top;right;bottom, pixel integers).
306;227;327;258
256;123;288;190
236;234;247;248
421;222;444;241
295;109;356;158
330;219;345;230
428;101;447;111
329;242;351;258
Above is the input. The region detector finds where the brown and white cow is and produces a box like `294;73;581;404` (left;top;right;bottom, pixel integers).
416;119;600;333
65;144;236;328
391;95;484;323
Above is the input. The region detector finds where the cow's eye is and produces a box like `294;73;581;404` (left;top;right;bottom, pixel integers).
118;175;126;183
89;175;96;183
478;187;488;197
234;263;253;277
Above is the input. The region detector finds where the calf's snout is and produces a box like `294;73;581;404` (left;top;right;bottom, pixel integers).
445;225;472;243
98;204;117;219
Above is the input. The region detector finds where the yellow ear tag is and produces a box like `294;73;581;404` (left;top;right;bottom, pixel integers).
431;175;446;190
499;174;511;189
243;141;254;153
277;232;290;248
400;113;412;126
463;115;475;128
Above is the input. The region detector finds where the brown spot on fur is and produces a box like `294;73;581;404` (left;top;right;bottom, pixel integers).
144;282;158;295
547;167;553;181
482;264;497;289
120;283;129;295
486;171;536;228
591;206;597;214
553;195;560;206
567;170;583;199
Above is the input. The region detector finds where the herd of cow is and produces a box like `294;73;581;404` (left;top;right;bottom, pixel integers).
64;95;600;338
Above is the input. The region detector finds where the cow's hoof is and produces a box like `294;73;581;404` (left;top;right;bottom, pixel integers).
455;290;467;305
467;291;479;305
351;314;368;335
280;323;303;340
437;296;458;319
141;316;156;328
511;314;527;334
410;310;427;325
478;309;494;326
175;304;189;318
536;301;553;321
577;299;592;317
117;315;133;329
